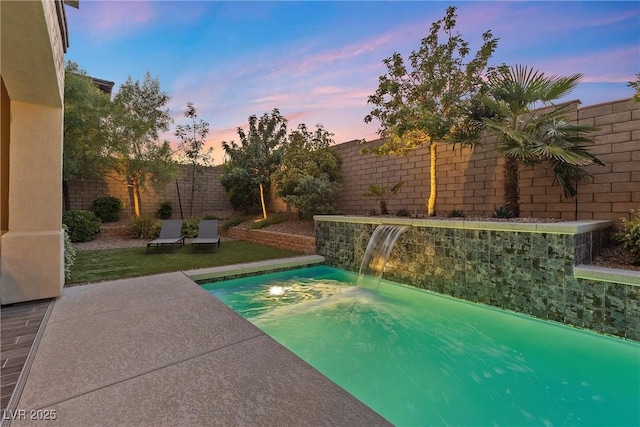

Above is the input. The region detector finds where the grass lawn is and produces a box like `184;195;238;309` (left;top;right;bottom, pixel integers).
68;240;303;285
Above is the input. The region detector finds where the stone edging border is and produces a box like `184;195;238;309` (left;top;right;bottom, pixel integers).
314;215;612;234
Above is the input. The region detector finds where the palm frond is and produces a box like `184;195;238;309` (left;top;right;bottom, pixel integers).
500;144;536;161
551;161;595;198
530;144;590;165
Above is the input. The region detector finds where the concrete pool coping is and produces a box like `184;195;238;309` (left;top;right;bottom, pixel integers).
314;215;612;234
185;254;326;282
574;264;640;286
5;256;390;427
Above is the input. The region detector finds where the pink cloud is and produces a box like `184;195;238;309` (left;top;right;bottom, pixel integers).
575;8;640;28
80;2;156;36
251;94;297;105
312;86;342;96
296;32;399;74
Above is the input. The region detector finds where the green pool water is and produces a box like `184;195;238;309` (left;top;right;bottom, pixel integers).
202;266;640;426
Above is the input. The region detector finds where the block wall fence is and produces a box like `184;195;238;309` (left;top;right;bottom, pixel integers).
66;98;639;224
66;164;234;218
334;98;639;225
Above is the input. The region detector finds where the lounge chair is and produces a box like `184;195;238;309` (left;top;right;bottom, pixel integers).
191;220;221;253
146;220;185;254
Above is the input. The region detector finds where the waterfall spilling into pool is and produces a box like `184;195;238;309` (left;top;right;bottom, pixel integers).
358;224;407;288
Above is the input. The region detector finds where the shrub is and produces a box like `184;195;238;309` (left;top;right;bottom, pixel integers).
448;209;465;218
129;215;160;239
396;208;410;217
367;209;379;217
286;174;341;219
493;206;515;219
62;210;101;242
182;217;201;238
157;200;173;220
62;224;76;280
149;221;162;239
223;215;251;230
249;214;287;229
91;196;123;223
616;209;640;264
203;214;220;220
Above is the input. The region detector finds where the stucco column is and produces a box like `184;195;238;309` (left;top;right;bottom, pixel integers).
1;100;64;304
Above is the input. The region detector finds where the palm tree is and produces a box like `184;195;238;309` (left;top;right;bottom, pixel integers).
363;181;405;215
482;65;603;217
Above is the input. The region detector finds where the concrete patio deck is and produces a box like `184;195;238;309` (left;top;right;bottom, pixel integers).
3;268;390;426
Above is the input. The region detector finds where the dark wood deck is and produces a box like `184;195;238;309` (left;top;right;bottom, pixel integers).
1;299;51;411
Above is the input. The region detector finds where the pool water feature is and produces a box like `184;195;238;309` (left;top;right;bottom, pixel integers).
202;266;639;426
358;224;407;283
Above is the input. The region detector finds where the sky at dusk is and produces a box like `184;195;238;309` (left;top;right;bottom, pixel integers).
65;1;640;164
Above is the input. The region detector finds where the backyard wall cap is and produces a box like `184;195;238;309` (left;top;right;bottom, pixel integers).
574;265;640;286
313;215;612;235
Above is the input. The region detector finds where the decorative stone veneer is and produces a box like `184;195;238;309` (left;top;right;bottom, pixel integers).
315;216;639;341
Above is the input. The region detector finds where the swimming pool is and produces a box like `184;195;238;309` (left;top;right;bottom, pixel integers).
202;266;640;426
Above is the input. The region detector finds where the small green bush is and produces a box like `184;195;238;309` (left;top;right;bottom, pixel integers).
181;214;221;237
223;215;251;230
182;217;201;238
62;210;101;243
157;200;173;220
92;196;123;223
396;208;410;217
129;215;160;239
448;209;465;218
616;209;640;265
62;224;76;280
249;214;287;229
286;174;341;219
493;206;515;219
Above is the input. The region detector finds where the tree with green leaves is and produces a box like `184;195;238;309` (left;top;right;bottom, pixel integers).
629;73;640;103
482;65;604;217
105;72;177;217
175;102;213;218
221;108;288;219
272;124;342;217
363;6;499;216
63;61;112;210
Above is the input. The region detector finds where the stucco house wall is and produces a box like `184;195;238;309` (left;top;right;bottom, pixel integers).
1;0;72;304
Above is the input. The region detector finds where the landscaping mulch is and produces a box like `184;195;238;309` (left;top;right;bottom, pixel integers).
592;244;639;272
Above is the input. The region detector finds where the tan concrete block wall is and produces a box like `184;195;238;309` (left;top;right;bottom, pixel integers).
67;164;234;219
333;98;639;226
66;98;638;226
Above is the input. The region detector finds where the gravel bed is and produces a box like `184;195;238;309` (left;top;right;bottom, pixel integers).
592;244;639;272
253;219;315;237
73;237;148;251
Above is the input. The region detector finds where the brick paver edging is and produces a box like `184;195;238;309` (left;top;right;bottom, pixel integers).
220;228;315;254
